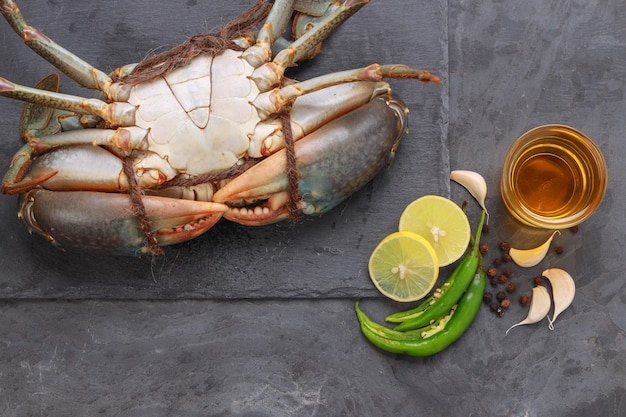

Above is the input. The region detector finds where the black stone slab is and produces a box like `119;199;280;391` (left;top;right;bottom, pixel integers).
0;0;447;300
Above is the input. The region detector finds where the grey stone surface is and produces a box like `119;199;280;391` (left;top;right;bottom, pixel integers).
0;0;446;299
0;0;625;416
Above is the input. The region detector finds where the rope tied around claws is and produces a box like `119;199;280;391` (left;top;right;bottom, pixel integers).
117;0;303;255
122;157;163;256
124;107;301;255
115;1;270;256
278;102;302;223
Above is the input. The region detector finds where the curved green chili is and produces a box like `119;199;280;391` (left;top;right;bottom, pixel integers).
387;210;486;331
355;262;486;357
356;302;452;341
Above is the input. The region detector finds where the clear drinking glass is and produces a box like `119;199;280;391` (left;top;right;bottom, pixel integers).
500;124;608;229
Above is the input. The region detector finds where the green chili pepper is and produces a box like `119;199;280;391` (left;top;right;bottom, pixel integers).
356;303;452;341
355;263;486;357
387;210;486;331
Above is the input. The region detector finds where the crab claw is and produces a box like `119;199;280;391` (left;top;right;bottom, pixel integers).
213;96;408;225
18;189;227;255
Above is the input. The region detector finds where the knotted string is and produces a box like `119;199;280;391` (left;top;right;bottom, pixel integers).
118;1;304;255
278;102;301;223
121;0;271;85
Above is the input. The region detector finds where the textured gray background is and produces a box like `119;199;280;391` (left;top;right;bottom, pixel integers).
0;0;624;416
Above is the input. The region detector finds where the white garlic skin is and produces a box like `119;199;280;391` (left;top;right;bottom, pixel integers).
506;285;551;335
542;268;576;330
509;231;560;268
450;170;489;222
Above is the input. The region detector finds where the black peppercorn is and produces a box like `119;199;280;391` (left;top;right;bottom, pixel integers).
533;276;543;286
500;298;511;309
493;257;502;267
506;282;517;293
483;292;493;304
499;241;511;252
502;266;513;277
519;295;530;305
486;267;497;278
496;291;507;301
555;246;564;254
502;253;512;263
479;244;489;255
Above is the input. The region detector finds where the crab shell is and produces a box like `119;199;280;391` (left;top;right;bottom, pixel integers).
0;0;439;255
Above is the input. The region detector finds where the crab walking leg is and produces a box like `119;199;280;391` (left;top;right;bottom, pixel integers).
213;97;408;225
0;0;128;100
249;81;391;156
251;0;369;91
253;64;440;118
17;126;148;152
0;78;136;126
19;190;228;254
17;74;101;138
243;0;297;68
270;1;346;61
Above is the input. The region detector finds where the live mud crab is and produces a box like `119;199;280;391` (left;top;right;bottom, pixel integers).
0;0;439;255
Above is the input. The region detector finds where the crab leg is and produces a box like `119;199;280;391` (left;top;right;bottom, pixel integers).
19;189;228;255
253;64;440;118
243;0;297;67
17;74;91;139
213;96;408;225
0;77;136;127
250;80;391;156
251;0;369;91
0;0;129;100
274;0;366;66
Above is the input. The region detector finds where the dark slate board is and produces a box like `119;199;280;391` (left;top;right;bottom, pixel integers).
0;0;447;299
1;1;625;416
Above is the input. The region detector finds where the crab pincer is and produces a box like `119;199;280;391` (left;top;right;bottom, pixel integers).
214;97;408;225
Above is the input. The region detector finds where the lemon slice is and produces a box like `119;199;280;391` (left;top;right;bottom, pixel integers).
368;231;439;302
398;195;471;267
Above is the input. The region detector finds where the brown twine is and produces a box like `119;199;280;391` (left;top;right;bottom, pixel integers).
117;0;303;254
122;157;164;256
121;0;272;85
158;103;302;223
114;1;270;255
158;158;262;189
278;102;301;223
122;112;300;255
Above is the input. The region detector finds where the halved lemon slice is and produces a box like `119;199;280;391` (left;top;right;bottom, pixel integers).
398;195;471;267
368;231;439;302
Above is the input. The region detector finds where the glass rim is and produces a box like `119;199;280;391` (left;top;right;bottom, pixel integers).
500;124;608;229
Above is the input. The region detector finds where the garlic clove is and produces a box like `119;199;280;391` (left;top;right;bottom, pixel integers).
506;285;551;335
450;170;489;223
509;231;560;268
542;268;576;330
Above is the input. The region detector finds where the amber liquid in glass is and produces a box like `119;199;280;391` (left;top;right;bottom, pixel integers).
502;125;607;228
515;151;579;216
